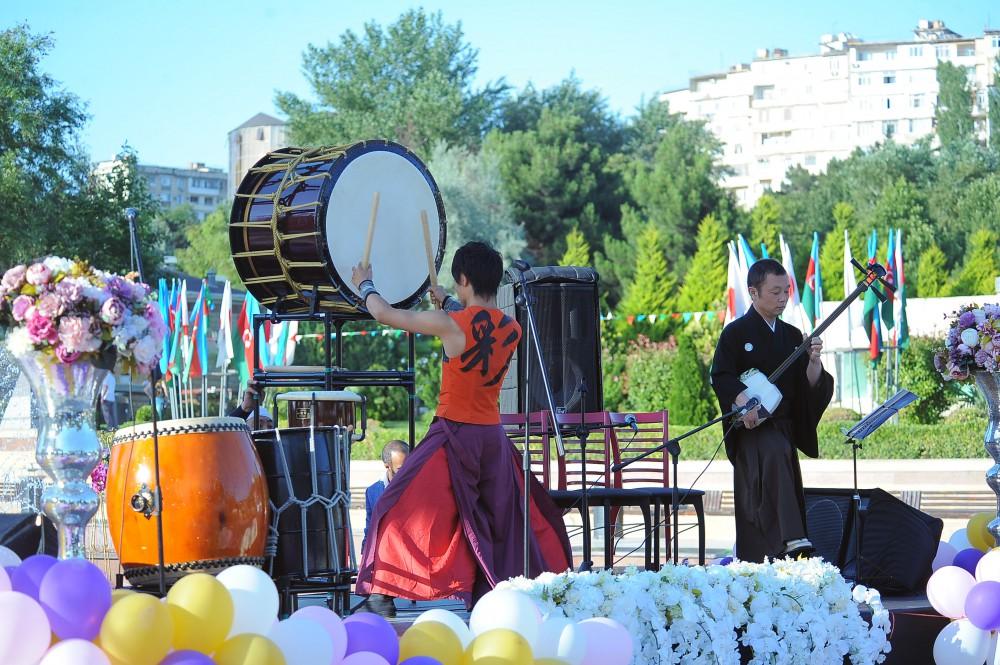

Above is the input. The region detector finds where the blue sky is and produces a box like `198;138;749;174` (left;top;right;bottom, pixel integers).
3;1;996;170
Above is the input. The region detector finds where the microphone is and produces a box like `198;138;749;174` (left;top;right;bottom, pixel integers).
623;413;638;432
124;208;138;224
512;259;531;272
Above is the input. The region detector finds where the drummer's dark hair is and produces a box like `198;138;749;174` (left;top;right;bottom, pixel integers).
381;440;409;465
747;258;786;291
451;241;504;297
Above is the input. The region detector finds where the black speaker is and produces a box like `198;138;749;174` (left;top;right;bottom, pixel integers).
498;266;602;415
804;487;942;595
0;513;58;559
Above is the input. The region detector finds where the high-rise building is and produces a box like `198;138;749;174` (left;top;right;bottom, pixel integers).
228;113;288;196
93;160;228;221
661;20;1000;207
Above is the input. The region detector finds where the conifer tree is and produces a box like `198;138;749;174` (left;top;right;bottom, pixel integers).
618;223;676;316
916;243;951;297
676;215;727;312
953;228;1000;295
560;225;592;266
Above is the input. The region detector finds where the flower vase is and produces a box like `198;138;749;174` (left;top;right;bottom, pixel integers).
974;371;1000;547
9;348;105;559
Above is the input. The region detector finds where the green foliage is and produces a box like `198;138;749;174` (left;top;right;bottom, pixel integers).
560;226;591;266
155;204;199;254
916;243;951;297
275;9;506;154
624;96;680;164
618;223;675;316
623;336;676;412
870;176;933;263
175;203;242;285
427;141;525;282
898;336;955;424
666;333;717;424
676;215;727;312
953;228;1000;295
749;194;780;255
936;61;975;148
818;203;864;300
990;62;1000;147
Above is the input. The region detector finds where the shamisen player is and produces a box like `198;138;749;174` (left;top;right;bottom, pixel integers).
351;241;571;617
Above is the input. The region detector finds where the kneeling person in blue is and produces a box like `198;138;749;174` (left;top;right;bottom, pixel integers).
364;440;409;549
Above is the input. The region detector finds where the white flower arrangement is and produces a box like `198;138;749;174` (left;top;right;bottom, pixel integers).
498;558;891;665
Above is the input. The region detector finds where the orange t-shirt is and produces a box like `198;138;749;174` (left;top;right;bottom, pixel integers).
435;306;521;425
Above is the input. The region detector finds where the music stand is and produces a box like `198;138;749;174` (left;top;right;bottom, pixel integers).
843;388;917;583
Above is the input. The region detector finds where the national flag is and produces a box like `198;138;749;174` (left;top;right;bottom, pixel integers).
165;280;181;382
216;280;234;369
157;278;170;377
724;241;750;325
778;233;806;330
894;228;910;350
759;243;769;259
179;280;190;379
843;229;867;344
737;234;757;268
881;229;896;336
235;296;251;390
801;232;823;329
184;282;206;382
862;230;883;365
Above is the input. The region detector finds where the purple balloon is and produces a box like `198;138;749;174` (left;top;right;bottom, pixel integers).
965;581;1000;631
160;650;216;665
954;547;985;575
344;613;399;664
38;558;112;640
400;658;444;665
10;554;57;599
717;556;734;566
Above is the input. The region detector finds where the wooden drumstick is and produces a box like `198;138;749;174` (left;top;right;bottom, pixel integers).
420;210;438;287
362;191;380;269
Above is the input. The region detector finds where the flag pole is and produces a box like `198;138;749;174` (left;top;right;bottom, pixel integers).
219;370;227;418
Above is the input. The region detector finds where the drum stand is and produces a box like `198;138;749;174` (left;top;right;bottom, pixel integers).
250;289;418;616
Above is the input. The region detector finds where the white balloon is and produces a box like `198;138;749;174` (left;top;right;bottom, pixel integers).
291;605;348;664
39;639;111;665
0;546;21;568
0;591;51;665
413;608;473;648
949;528;973;553
976;549;1000;582
933;541;959;572
578;617;633;665
0;567;9;593
927;566;977;619
934;618;991;665
267;617;334;665
535;616;587;665
216;564;280;637
469;589;541;645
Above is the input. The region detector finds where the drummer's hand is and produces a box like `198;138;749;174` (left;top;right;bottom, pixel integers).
240;385;260;411
428;285;446;309
352;262;373;289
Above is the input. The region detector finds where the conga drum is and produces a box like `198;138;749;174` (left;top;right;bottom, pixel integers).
276;390;365;436
230;140;447;314
253;426;354;580
107;417;269;586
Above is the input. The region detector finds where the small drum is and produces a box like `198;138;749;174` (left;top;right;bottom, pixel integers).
230;140;447;314
253;426;354;580
276;390;365;434
107;417;269;586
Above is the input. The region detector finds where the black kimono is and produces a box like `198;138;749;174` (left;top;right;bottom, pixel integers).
710;306;834;562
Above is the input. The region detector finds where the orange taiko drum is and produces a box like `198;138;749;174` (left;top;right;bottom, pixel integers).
107;417;269;586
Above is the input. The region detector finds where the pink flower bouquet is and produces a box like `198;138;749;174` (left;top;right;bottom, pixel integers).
0;257;166;373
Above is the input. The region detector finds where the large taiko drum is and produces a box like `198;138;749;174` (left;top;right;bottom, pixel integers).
230;140;447;314
107;417;269;586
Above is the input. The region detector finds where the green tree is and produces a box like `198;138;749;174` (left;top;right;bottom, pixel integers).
990;61;1000;147
618;223;676;317
676;215;727;312
870;176;934;263
155;204;199;254
936;61;974;148
275;9;507;154
818;202;864;299
749;194;780;256
953;228;1000;295
898;337;954;424
559;226;591;266
175;203;242;285
623;97;678;164
667;332;716;424
915;242;951;297
427;141;525;282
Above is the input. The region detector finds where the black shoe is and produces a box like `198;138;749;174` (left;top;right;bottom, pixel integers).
359;593;397;618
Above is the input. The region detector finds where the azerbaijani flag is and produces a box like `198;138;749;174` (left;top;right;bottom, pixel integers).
894;228;910;350
862;230;883;365
801;232;822;330
881;229;896;337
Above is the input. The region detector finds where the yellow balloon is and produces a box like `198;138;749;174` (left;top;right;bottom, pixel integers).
464;628;533;665
166;572;235;653
401;621;464;665
215;633;287;665
111;589;135;605
534;660;569;665
968;512;995;552
99;593;173;665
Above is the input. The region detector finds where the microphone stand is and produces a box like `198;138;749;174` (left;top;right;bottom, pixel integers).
512;261;567;578
613;400;759;565
125;207;167;597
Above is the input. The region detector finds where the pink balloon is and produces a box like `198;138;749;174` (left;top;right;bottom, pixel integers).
0;566;9;593
578;617;634;665
291;605;348;664
0;591;52;665
340;653;390;665
39;639;111;665
928;566;977;619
